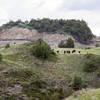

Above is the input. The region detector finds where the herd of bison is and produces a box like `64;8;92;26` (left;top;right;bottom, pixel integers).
56;50;81;54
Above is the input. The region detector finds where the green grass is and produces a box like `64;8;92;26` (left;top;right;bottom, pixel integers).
64;89;100;100
0;43;96;85
0;43;99;82
0;42;100;99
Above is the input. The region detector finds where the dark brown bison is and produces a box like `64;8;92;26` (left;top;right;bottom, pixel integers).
78;51;81;53
57;51;59;53
64;51;66;54
72;50;76;53
67;51;70;54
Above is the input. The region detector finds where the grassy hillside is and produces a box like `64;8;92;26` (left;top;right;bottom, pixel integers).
65;88;100;100
55;47;100;55
0;42;100;99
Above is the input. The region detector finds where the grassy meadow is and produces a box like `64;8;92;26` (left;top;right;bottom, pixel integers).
65;88;100;100
55;46;100;55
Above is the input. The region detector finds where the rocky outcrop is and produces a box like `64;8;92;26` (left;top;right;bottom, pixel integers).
0;27;42;41
42;32;74;47
0;27;74;47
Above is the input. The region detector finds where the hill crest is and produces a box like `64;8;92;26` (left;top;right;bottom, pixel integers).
0;19;94;44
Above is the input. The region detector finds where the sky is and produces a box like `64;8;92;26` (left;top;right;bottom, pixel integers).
0;0;100;36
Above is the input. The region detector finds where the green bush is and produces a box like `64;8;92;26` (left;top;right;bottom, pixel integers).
23;81;66;100
66;38;74;48
62;87;73;97
95;44;100;47
97;69;100;77
5;68;36;82
96;68;100;78
85;53;94;59
0;54;2;62
83;61;97;73
58;40;66;48
84;54;100;73
85;47;91;49
58;38;74;48
33;39;54;59
72;76;82;91
14;42;16;45
5;43;10;48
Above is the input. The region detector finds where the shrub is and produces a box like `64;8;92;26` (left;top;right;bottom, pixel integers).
33;39;54;59
0;54;2;62
84;54;100;73
96;68;100;78
72;76;82;91
23;81;66;100
66;38;74;48
5;68;35;80
84;47;91;50
95;44;100;47
58;38;74;48
85;53;94;59
63;87;73;97
83;61;97;73
97;69;100;77
14;42;16;45
5;43;10;48
58;40;66;48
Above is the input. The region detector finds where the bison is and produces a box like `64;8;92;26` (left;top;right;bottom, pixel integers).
64;50;66;54
57;51;59;53
67;51;70;54
78;51;81;53
72;50;76;53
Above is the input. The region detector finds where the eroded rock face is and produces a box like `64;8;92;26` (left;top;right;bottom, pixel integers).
0;27;74;47
42;32;74;47
0;27;42;41
0;26;99;47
